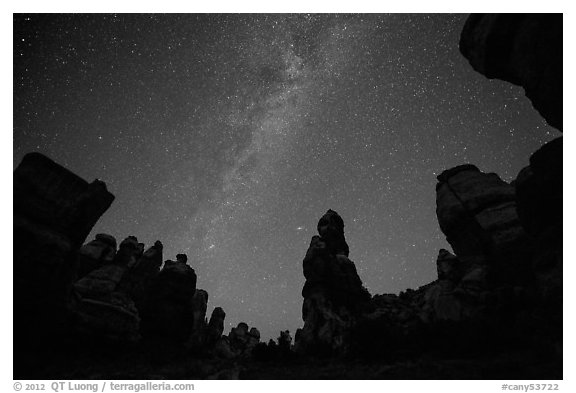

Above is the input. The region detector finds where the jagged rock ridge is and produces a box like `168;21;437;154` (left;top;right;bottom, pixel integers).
13;153;245;378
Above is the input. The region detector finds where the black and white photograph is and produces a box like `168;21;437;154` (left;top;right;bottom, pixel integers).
11;8;564;383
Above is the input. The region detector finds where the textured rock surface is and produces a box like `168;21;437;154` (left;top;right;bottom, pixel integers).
75;236;140;298
74;292;141;342
460;14;562;130
297;177;560;362
296;210;371;355
436;164;527;270
73;236;145;342
352;155;561;359
13;152;115;364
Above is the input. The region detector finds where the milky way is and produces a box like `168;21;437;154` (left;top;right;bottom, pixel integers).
13;14;558;340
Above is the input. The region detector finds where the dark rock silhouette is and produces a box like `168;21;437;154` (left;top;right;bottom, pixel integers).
436;248;469;282
76;233;117;279
514;137;563;343
515;137;562;238
206;307;226;346
436;164;527;261
278;330;292;351
13;154;231;377
185;289;210;350
73;236;144;343
226;322;261;356
435;164;532;288
458;13;562;356
252;330;294;362
140;254;199;343
13;147;561;379
75;236;140;299
460;14;562;130
296;185;561;369
118;240;163;309
317;209;350;256
296;210;371;355
13;152;114;372
192;289;209;332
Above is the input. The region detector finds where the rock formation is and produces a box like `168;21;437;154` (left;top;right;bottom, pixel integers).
118;240;164;308
435;164;531;287
73;236;144;342
459;13;562;350
13;152;114;369
297;165;561;362
206;307;226;346
76;233;117;279
296;210;371;355
13;12;562;379
278;330;292;350
514;137;563;343
13;153;233;377
226;322;261;356
459;14;562;130
140;255;199;343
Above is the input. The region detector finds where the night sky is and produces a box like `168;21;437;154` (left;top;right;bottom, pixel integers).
13;14;558;341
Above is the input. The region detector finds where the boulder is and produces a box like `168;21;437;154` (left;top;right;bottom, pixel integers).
460;14;562;130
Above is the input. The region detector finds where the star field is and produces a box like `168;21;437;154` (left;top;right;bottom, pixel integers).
13;14;558;341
